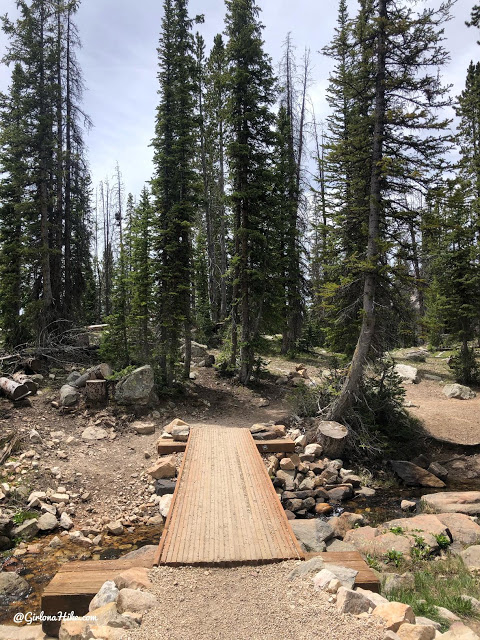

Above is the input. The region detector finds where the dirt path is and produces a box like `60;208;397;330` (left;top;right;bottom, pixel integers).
404;379;480;446
126;563;385;640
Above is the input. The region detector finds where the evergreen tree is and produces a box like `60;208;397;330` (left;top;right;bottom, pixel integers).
224;0;276;384
151;0;199;385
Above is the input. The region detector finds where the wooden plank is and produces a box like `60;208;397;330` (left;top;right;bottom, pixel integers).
156;426;304;566
157;436;296;456
304;551;380;593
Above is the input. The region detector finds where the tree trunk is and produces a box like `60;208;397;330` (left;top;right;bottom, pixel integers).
71;363;112;389
64;9;73;316
85;379;108;404
328;0;387;423
0;378;30;401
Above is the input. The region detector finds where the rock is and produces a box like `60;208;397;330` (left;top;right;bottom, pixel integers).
120;545;157;562
114;365;155;405
154;479;176;495
198;354;215;368
0;572;30;603
390;461;445;488
443;384;476;400
356;486;376;497
59;384;80;407
82;426;108;441
295;435;307;447
421;492;480;515
427;462;448;481
416;618;442;632
88;602;138;630
325;538;356;552
163;418;189;434
280;458;296;471
461;545;480;571
89;626;127;639
436;606;460;623
382;573;415;594
319;564;358;589
50;493;70;503
147;455;176;480
336;587;377;615
106;520;124;536
327;485;354;501
159;494;173;518
59;513;74;530
0;516;13;537
12;518;39;541
186;341;209;361
113;567;152;591
287;557;325;580
36;512;58;532
59;619;90;640
405;350;427;363
276;470;295;491
304;444;323;458
132;421;155;435
401;500;417;512
315;503;334;516
413;454;430;469
461;595;480;612
381;515;448;538
436;513;480;545
312;569;337;591
397;623;436;640
441;622;480;639
394;364;419;384
49;536;62;549
89;580;119;611
290;519;334;552
372;602;415;631
355;588;389;608
29;429;42;444
342;474;362;487
116;588;157;614
67;371;82;384
172;423;190;442
329;512;365;539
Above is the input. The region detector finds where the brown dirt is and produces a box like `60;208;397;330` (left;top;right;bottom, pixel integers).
126;563;385;640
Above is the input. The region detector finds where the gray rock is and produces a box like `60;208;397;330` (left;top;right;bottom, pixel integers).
154;479;177;495
88;580;119;612
287;557;325;580
36;512;58;532
405;350;427;363
66;371;82;384
132;421;155;435
401;500;416;512
0;537;12;551
355;486;376;497
421;491;480;515
394;364;419;384
115;365;155;405
415;617;442;631
116;588;157;614
327;485;354;501
0;573;30;604
276;469;295;491
81;426;108;441
336;586;376;614
325;538;356;552
59;384;80;407
59;513;74;530
29;429;42;444
427;461;448;480
106;520;124;536
0;516;13;537
290;518;334;552
382;572;415;594
320;564;358;589
443;384;476;400
12;518;39;541
390;460;445;488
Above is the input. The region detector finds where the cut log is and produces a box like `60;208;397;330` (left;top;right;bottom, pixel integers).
315;420;349;458
22;357;44;374
0;377;30;401
60;384;80;407
85;379;108;404
12;373;38;395
71;363;113;389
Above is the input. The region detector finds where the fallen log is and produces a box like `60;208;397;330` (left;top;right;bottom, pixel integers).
12;373;38;395
71;363;112;389
0;377;30;401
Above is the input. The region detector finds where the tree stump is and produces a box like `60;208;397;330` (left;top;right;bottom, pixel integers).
315;420;348;458
86;379;108;404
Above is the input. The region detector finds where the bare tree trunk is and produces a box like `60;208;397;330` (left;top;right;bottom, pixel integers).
328;0;387;422
218;118;228;320
64;8;73;316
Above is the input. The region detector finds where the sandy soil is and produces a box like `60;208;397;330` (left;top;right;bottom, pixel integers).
126;563;385;640
404;380;480;446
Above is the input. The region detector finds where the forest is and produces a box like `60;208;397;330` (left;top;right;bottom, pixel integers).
1;0;480;422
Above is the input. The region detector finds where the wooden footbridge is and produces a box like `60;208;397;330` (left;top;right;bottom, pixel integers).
154;426;304;566
41;425;379;636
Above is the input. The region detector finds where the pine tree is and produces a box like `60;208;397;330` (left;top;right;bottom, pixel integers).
224;0;276;384
151;0;199;385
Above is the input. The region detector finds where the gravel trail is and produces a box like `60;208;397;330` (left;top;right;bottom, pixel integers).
126;562;385;640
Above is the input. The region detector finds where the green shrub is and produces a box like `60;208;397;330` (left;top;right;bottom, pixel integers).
13;510;38;525
448;347;480;385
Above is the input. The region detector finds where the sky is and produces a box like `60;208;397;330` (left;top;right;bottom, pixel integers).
0;0;479;198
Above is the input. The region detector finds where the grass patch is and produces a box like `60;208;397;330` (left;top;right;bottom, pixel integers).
383;556;480;630
12;510;38;525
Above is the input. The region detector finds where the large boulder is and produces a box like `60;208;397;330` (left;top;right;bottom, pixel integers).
116;588;157;614
436;513;480;546
441;622;480;639
390;461;445;488
380;514;448;538
89;581;119;611
421;492;480;515
460;545;480;572
114;365;155;405
372;602;415;632
289;518;334;552
59;384;80;407
0;573;30;604
394;364;419;384
336;587;377;615
183;341;208;362
443;384;476;400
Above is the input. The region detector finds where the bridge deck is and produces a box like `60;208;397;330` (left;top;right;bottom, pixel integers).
154;426;305;566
